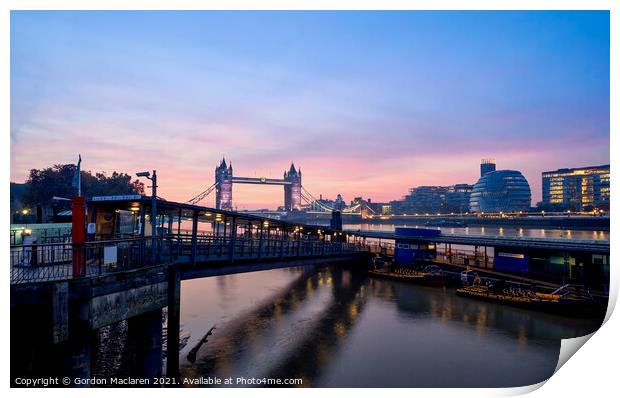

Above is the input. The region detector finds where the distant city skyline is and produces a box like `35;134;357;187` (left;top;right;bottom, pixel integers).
10;11;610;209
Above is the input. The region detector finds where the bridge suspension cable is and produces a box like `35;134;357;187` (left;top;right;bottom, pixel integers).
344;203;361;213
187;181;219;205
301;186;375;215
344;202;376;215
300;187;335;212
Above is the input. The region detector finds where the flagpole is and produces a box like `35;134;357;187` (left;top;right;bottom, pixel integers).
78;154;82;196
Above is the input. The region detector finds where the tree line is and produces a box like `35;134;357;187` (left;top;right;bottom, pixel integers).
20;164;145;207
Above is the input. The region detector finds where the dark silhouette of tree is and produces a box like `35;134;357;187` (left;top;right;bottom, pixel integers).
21;164;144;207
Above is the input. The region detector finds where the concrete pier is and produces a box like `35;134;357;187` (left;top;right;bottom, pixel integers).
127;309;163;379
166;265;181;378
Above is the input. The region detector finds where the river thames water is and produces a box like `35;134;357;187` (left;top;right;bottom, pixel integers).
344;223;609;240
177;264;603;388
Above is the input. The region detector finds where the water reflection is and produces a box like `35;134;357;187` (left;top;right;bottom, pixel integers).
345;223;609;240
371;280;600;341
179;266;603;388
181;267;367;386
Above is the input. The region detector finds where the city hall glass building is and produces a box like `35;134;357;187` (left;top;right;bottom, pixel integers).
542;165;610;211
469;170;531;213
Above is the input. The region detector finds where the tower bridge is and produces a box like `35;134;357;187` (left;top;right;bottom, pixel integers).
186;157;376;217
213;158;302;211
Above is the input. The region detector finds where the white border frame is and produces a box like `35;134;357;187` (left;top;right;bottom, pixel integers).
2;2;616;397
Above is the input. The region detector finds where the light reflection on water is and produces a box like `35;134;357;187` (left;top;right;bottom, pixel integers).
344;223;609;240
179;265;603;388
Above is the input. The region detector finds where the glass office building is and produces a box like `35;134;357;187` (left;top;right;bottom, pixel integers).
542;165;610;211
445;184;473;213
470;170;531;212
391;186;448;214
390;184;473;214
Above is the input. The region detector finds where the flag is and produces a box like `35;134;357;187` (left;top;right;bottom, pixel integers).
72;154;82;196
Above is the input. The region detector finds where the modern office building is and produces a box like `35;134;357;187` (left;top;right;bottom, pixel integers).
390;184;472;214
541;165;610;211
480;158;496;177
445;184;473;213
391;186;448;214
470;170;531;213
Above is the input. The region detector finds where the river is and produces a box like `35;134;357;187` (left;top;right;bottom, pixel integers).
344;223;609;240
177;264;603;388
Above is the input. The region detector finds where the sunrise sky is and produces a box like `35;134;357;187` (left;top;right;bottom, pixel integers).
10;11;610;209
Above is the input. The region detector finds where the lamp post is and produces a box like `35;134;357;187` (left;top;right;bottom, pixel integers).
137;170;158;264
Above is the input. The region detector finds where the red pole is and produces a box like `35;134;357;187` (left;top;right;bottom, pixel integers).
72;196;86;277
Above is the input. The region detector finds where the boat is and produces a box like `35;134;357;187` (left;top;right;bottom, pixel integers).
456;282;607;317
370;255;393;269
368;263;449;287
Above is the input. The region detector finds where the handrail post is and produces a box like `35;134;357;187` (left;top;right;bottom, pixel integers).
190;211;198;266
150;171;158;265
203;235;214;260
266;228;271;257
139;203;146;262
176;208;182;260
248;223;254;258
257;222;264;260
229;216;237;263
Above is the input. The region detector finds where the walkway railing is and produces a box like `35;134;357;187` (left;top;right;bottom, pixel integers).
10;227;72;245
10;238;162;284
10;235;365;284
167;234;363;260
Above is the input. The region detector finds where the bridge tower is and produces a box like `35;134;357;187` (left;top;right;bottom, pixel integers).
215;158;233;210
284;163;302;211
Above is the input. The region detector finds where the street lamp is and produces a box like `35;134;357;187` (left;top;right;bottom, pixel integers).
137;170;158;263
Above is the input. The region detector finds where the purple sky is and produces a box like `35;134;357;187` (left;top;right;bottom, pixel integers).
10;11;610;209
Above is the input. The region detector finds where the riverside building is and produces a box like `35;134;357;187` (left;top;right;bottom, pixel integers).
541;165;610;211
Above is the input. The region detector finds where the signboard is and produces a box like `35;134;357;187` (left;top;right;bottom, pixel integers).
104;245;118;266
91;195;143;201
15;236;37;267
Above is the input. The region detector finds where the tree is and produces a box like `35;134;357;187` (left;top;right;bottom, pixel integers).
21;164;144;207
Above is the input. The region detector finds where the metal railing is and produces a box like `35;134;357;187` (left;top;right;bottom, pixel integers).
11;241;74;283
166;234;363;260
10;235;365;284
10;226;72;245
10;238;166;284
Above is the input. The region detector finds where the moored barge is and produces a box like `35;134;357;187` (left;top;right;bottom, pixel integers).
456;283;606;317
368;262;449;287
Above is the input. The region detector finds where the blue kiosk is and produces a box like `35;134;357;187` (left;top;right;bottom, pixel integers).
394;227;440;267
